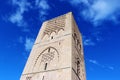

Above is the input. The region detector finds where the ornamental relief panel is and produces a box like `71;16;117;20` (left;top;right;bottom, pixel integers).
32;46;59;72
72;31;82;55
42;15;66;40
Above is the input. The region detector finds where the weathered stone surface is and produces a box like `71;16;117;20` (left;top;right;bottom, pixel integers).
20;12;86;80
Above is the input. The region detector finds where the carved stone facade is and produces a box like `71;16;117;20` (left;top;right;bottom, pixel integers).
43;15;66;37
20;12;86;80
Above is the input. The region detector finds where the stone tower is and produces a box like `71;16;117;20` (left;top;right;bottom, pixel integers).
20;12;86;80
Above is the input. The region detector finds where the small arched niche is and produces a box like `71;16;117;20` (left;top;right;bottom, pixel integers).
57;29;64;35
42;34;49;41
50;32;56;40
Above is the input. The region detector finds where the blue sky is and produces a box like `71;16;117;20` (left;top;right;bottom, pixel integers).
0;0;120;80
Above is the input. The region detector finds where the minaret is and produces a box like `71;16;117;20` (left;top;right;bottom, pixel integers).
20;12;86;80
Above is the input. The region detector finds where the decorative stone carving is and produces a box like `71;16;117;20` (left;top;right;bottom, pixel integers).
41;51;55;65
73;32;81;54
42;15;66;39
76;58;80;76
26;76;31;80
33;46;59;71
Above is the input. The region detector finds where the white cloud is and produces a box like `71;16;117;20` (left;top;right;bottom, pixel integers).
82;0;120;25
9;0;31;28
89;59;115;70
36;0;50;10
25;37;35;52
69;0;82;6
69;0;89;6
61;0;120;25
83;39;95;46
8;0;50;28
89;59;99;65
35;0;50;21
108;66;114;70
18;36;24;43
89;59;105;69
83;36;95;46
9;11;26;27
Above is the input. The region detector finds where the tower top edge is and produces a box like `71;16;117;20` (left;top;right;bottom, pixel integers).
43;12;73;23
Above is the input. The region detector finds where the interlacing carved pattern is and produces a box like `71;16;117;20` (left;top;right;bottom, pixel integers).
41;51;55;63
34;47;59;67
26;76;31;80
43;15;66;37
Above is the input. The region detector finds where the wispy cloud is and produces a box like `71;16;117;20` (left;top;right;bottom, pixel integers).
35;0;50;21
36;0;50;10
17;36;34;58
9;0;31;28
24;37;35;52
8;0;51;31
83;38;95;46
82;0;120;25
89;59;99;65
108;66;114;70
83;36;95;46
61;0;120;25
18;36;24;43
89;59;115;70
69;0;89;6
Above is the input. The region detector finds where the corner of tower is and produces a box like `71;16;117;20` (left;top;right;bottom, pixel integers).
67;11;72;15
